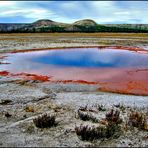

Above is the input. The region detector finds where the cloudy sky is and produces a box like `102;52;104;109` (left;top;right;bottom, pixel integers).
0;1;148;24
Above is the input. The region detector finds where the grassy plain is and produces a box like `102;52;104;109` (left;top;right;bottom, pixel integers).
0;33;148;53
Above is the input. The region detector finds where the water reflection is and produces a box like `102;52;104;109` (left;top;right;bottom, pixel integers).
1;48;148;70
0;47;148;95
31;48;148;68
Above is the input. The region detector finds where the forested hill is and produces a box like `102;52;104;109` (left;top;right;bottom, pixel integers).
0;19;148;33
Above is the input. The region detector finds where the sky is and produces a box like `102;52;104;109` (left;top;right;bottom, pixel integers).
0;1;148;24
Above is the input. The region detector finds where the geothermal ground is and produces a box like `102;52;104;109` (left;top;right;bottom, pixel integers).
0;33;148;147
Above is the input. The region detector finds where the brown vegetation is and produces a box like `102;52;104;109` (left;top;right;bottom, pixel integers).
77;110;98;123
105;109;122;124
33;113;56;128
76;107;122;141
128;110;148;131
75;124;107;141
75;122;121;141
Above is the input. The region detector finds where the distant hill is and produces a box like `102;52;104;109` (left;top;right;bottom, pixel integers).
0;19;148;33
73;19;97;26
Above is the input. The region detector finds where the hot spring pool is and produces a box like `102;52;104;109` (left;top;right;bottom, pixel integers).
0;47;148;95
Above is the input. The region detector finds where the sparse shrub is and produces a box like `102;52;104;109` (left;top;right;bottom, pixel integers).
75;107;122;141
106;109;122;124
75;124;107;141
33;113;56;128
105;123;121;138
128;110;148;131
114;103;126;112
77;109;98;123
95;104;106;111
75;123;120;141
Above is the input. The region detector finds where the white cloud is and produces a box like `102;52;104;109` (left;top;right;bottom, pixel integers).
0;8;55;19
114;12;130;15
0;1;56;20
85;1;148;23
0;1;16;6
0;1;147;23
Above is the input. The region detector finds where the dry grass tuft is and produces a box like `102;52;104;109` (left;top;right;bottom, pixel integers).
75;108;122;141
128;110;148;131
75;124;107;141
33;113;56;128
106;109;122;124
77;109;98;123
75;123;121;141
